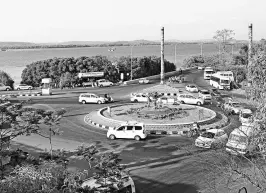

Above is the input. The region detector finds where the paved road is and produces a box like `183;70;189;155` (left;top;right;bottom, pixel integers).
10;69;240;192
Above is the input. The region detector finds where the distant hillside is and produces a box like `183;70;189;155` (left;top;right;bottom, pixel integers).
0;39;251;50
0;42;37;47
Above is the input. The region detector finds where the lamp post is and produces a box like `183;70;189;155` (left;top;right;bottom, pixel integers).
174;44;177;65
130;45;134;80
200;43;203;56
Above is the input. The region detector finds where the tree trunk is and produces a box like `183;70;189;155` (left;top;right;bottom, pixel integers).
49;128;53;160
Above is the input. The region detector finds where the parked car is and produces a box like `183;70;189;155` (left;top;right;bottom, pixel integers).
185;84;199;93
97;79;113;87
198;66;204;70
130;93;153;103
195;129;228;149
107;121;147;141
14;84;33;90
82;82;93;87
79;93;106;104
198;89;212;101
81;172;136;193
0;83;11;91
177;94;204;106
239;109;253;125
223;101;244;114
157;96;179;105
139;78;149;84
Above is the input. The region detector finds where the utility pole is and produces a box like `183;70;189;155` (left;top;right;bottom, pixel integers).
248;23;253;67
160;27;165;85
174;44;177;65
231;44;234;55
130;45;133;80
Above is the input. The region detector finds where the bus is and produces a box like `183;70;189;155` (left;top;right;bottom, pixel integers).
204;67;214;80
210;73;231;90
215;71;234;82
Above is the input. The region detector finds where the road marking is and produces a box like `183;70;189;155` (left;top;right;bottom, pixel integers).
66;117;106;136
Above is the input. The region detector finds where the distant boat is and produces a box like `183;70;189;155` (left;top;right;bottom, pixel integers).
108;47;116;52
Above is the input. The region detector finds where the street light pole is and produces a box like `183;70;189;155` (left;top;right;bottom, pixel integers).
174;44;177;65
200;43;203;56
130;45;134;80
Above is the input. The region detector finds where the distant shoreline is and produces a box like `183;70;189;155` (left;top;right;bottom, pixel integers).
0;41;239;51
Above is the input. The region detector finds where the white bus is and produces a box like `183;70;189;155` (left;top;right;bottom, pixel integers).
210;74;231;90
215;71;234;82
204;67;214;80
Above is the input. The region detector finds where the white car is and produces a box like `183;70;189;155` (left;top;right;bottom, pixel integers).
14;84;33;90
97;79;113;87
130;93;153;103
195;129;228;149
107;121;147;141
185;84;199;93
198;90;212;101
139;78;149;84
224;101;244;114
157;96;178;105
79;93;106;104
177;94;204;106
239;109;252;124
0;83;11;91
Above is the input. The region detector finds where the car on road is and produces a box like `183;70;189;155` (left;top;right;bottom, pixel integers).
14;84;33;90
96;79;113;87
130;93;154;103
195;129;228;149
177;94;204;106
79;93;106;104
198;89;212;101
139;78;149;84
198;66;204;70
157;96;179;105
223;101;244;114
239;109;252;125
107;121;147;141
0;83;11;91
185;84;199;93
226;124;256;155
99;94;114;103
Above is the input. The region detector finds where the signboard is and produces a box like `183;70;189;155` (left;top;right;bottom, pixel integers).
78;72;104;78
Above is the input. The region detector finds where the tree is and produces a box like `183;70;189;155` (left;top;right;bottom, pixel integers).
35;109;66;160
0;103;43;179
213;29;235;53
0;70;14;89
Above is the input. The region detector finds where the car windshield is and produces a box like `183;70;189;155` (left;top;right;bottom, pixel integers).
190;85;196;88
221;79;229;84
201;132;215;139
205;71;213;74
232;102;241;107
202;91;210;94
229;134;248;144
242;113;252;118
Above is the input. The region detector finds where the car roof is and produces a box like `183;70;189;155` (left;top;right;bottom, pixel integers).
200;89;209;92
241;109;252;114
206;129;225;134
80;93;97;95
120;121;144;126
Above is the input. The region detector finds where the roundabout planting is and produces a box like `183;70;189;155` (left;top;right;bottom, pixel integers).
85;102;229;135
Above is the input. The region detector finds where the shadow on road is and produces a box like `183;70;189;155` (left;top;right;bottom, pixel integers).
132;175;198;193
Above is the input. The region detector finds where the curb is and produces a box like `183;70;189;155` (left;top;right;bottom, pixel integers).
18;93;42;97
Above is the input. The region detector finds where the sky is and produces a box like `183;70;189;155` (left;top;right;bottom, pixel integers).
0;0;265;42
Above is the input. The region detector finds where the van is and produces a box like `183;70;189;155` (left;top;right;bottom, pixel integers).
107;121;147;141
239;109;252;124
226;124;257;155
